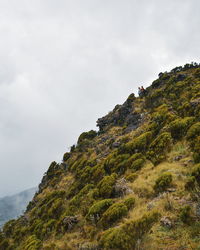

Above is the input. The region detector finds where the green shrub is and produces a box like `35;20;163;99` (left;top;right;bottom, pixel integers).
62;152;71;162
97;174;117;198
180;205;191;224
48;198;63;219
21;235;42;250
86;199;114;223
119;132;152;154
123;197;135;209
193;136;200;163
153;173;173;193
125;173;138;182
99;203;128;228
104;153;130;174
148;132;172;164
191;164;200;185
185;176;196;190
169;117;195;139
187;122;200;140
130;158;145;171
99;198;135;229
78;130;97;144
99;212;159;250
0;239;10;249
149;106;177;135
69;184;94;207
3;219;16;237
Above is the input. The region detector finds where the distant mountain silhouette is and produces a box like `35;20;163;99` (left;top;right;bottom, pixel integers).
0;187;37;227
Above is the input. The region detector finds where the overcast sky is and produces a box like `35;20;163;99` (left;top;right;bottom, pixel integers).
0;0;199;197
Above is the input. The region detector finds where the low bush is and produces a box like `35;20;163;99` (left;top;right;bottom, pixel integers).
104;153;130;174
21;235;42;250
69;184;94;207
86;199;114;223
123;197;135;209
99;202;128;229
0;239;10;250
187;122;200;140
118;132;152;154
62;152;71;162
99;212;160;250
97;174;117;198
3;220;16;237
153;173;173;193
125;173;138;182
193;136;200;163
148;132;172;164
99;197;135;229
185;176;196;191
191;164;200;185
169;117;195;139
77;130;97;144
130;158;145;171
180;205;191;224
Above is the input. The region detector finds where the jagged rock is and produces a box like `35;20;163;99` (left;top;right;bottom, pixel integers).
182;159;194;167
160;216;173;228
173;155;184;161
166;188;176;192
112;141;121;148
97;93;141;132
62;216;78;231
176;74;186;81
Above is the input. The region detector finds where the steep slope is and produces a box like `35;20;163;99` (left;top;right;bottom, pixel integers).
0;188;37;228
1;63;200;250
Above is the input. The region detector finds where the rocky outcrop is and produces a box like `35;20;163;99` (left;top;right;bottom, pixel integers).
97;93;142;132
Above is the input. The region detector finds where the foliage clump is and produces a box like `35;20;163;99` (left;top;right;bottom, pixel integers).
99;202;128;228
119;132;152;154
77;130;97;145
187;122;200;140
86;199;114;223
153;173;173;193
169;117;195;139
21;235;42;250
99;212;159;249
97;174;117;198
99;198;134;229
180;205;191;224
148;132;172;164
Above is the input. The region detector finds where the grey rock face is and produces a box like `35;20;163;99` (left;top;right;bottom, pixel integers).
97;93;142;133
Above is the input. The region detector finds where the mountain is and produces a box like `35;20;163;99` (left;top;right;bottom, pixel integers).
0;187;37;228
0;62;200;249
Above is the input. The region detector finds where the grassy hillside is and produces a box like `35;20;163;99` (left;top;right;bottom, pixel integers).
1;63;200;250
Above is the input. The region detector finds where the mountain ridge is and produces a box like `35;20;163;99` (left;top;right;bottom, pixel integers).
1;62;200;249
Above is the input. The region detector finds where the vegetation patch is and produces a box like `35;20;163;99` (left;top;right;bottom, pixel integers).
153;173;173;193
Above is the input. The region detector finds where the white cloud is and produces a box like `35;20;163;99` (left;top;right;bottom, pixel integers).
0;0;199;196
